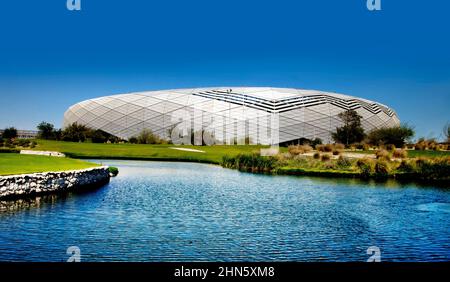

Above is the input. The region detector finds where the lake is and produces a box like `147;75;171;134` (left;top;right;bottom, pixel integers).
0;160;449;261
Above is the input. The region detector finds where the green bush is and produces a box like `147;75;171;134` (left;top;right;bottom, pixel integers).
128;137;138;144
0;148;20;153
367;124;414;147
396;160;416;173
415;157;450;180
1;127;18;140
108;166;119;176
62;123;91;142
14;139;30;147
222;153;277;172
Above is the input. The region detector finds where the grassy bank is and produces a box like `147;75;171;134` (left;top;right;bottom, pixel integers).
357;149;450;158
0;154;100;176
31;140;269;164
221;153;450;182
7;140;449;183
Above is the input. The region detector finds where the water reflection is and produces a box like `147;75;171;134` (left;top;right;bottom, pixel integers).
0;160;449;262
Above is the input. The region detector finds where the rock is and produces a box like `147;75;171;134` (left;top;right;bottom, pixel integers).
0;166;111;199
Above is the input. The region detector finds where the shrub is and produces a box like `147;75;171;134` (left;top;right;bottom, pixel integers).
324;162;336;170
374;159;391;178
222;153;277;172
321;154;331;162
61;123;91;142
324;144;334;152
363;143;371;151
392;149;408;159
288;145;313;155
315;144;325;152
332;149;341;156
129;137;138;144
14;139;30;147
375;149;391;160
313;152;321;159
357;158;375;177
414;157;450;180
385;144;396;152
1;127;18;140
221;155;236;168
336;156;352;169
91;129;112;143
4;139;14;148
367;124;414;147
311;138;323;147
108;166;119;176
335;143;345;150
396;160;416;173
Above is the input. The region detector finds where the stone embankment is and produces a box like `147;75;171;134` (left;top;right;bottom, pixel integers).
0;167;110;199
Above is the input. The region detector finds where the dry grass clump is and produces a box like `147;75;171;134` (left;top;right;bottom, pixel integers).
316;143;344;153
334;144;345;150
288;145;313;155
375;149;391;161
321;154;331;162
392;149;408;159
414;138;446;151
356;158;375;177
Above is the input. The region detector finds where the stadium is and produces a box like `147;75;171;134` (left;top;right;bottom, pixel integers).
63;87;400;145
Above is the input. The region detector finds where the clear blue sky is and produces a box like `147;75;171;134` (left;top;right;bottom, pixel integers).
0;0;449;140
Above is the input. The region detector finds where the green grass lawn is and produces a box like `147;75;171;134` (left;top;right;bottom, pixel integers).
31;140;274;164
0;154;100;176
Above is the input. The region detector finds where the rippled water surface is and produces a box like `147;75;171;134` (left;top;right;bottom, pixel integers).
1;160;449;261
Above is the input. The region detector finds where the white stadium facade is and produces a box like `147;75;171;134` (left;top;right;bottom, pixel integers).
63;87;400;145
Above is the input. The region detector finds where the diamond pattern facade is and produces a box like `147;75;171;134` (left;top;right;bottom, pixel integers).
63;87;400;145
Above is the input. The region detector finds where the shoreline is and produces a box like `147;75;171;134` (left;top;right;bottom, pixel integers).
0;166;111;200
87;157;450;187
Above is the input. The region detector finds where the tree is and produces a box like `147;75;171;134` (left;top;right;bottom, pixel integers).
1;127;18;140
136;129;161;144
444;123;450;143
91;129;113;143
332;110;365;145
37;121;55;139
367;124;415;147
61;123;91;142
